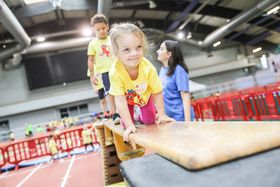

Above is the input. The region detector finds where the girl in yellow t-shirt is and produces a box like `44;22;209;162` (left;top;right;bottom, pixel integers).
82;125;95;153
109;23;174;142
48;134;59;161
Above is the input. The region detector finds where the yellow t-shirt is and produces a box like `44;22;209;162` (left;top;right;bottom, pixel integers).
49;139;58;155
109;57;162;107
87;37;114;74
82;129;92;144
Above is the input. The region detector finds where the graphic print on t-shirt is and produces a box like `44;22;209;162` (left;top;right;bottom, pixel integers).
125;89;145;106
99;44;110;57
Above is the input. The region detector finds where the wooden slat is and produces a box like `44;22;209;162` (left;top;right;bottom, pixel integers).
105;121;280;170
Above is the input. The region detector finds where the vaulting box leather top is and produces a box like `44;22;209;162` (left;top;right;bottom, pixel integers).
105;121;280;170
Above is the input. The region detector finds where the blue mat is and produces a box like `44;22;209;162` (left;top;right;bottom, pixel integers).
70;146;97;155
19;156;51;168
1;164;16;172
19;152;69;168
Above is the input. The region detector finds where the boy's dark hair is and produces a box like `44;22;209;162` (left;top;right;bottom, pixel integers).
91;14;108;26
164;40;189;76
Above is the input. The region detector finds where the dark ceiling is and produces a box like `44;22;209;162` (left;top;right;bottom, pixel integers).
0;0;280;60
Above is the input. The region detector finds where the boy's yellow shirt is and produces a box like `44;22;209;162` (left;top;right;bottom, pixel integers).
109;57;162;107
87;37;114;74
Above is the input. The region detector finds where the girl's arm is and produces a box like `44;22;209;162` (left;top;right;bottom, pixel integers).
180;91;191;121
114;95;136;141
151;92;174;124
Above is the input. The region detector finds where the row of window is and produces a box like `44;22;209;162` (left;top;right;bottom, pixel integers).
59;104;89;118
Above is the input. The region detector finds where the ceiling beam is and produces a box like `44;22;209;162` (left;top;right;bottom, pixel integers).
166;0;199;33
14;0;96;18
0;0;31;61
182;0;279;49
227;14;274;41
98;0;112;17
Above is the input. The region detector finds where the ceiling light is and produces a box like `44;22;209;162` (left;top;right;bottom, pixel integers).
3;45;6;48
36;36;46;42
24;0;48;5
267;6;280;15
213;41;221;47
149;1;156;9
177;32;185;39
82;28;92;36
252;47;262;53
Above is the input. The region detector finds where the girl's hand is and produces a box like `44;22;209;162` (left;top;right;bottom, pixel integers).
156;114;175;125
123;126;137;142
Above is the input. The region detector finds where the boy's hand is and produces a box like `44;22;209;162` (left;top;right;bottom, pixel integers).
156;114;175;125
90;75;99;85
123;126;136;142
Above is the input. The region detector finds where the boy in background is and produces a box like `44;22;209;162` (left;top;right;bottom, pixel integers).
87;14;120;123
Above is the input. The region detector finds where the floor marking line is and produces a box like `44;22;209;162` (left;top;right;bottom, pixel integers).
16;164;42;187
0;171;9;178
60;155;76;187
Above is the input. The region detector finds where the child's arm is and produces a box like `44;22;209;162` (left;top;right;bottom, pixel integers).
115;95;136;142
87;55;98;85
180;92;191;121
152;92;175;124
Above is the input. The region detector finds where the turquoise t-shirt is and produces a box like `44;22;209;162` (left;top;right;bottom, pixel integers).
159;65;194;121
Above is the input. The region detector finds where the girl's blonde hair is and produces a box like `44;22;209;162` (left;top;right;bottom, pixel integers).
109;23;148;56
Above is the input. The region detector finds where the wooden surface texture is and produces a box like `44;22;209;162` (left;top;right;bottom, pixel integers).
105;121;280;170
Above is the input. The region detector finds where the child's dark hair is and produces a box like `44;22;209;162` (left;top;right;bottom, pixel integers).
164;40;189;76
90;14;108;26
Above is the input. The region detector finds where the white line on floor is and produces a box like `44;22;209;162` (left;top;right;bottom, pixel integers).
0;171;9;179
60;155;76;187
16;164;42;187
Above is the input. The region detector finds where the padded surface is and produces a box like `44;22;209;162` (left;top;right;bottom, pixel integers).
120;149;280;187
19;152;68;168
1;164;16;172
19;156;51;167
106;121;280;169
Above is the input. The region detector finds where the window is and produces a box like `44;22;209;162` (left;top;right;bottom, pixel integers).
60;108;69;118
59;104;88;118
0;120;10;142
69;106;79;116
79;104;89;114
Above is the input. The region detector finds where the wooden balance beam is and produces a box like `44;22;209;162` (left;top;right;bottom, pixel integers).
97;121;280;171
